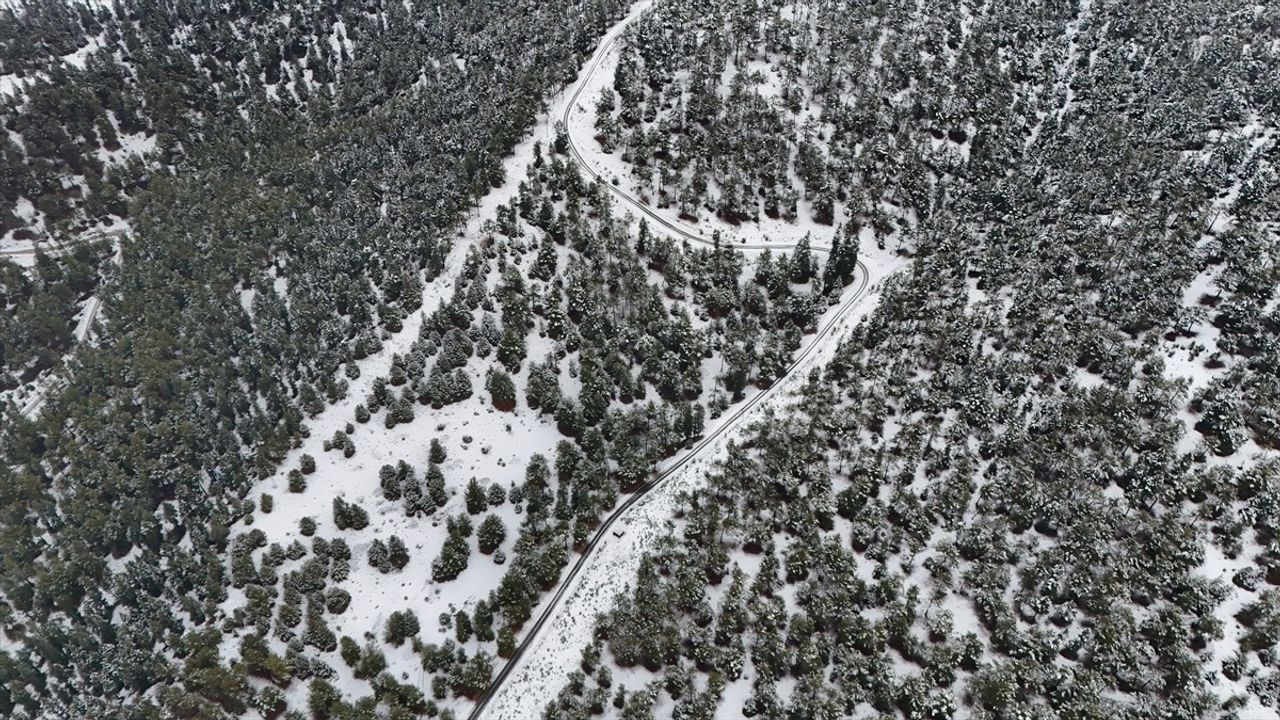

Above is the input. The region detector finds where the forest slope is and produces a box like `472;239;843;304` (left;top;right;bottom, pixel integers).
532;0;1280;718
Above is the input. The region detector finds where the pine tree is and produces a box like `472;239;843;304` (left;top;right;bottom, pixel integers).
304;596;337;652
495;567;535;626
379;463;402;501
829;221;860;288
388;535;410;570
455;610;473;643
387;392;417;426
385;610;420;647
432;533;470;582
478;514;507;554
497;328;527;372
497;626;516;658
403;472;425;517
526;454;551;490
621;685;659;720
486;483;507;506
533;235;558;280
556;399;584;437
355;644;388;680
430;438;448;464
325;587;351;614
823;232;843;293
486;366;517;411
553;121;570;154
368;539;391;573
333;498;369;530
578;353;611;426
389;356;408;385
812;183;836;225
790;233;814;284
340;636;361;667
465;478;488;515
427;463;449;508
308;678;342;719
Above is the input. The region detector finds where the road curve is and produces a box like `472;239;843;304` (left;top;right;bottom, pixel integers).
9;229;124;418
0;228;122;258
469;8;875;719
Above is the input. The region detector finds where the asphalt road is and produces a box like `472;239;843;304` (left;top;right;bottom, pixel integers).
8;228;124;418
468;9;875;718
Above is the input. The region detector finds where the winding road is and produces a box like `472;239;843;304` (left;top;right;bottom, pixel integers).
6;228;124;418
468;6;878;718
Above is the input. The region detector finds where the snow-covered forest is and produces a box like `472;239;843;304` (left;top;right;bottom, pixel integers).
1;0;1279;718
534;0;1280;718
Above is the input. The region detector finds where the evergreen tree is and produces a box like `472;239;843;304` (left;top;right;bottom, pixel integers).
427;463;449;508
340;636;361;668
432;533;471;582
368;539;391;573
579;353;611;426
430;438;448;464
333;498;369;530
497;626;517;659
553;121;570;154
385;610;420;647
465;478;488;515
403;471;426;517
379;463;402;501
486;366;517;411
455;610;473;643
387;535;410;570
790;233;814;284
478;514;507;554
486;483;507;507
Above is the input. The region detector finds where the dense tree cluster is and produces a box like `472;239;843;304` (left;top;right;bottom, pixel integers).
0;0;636;716
596;0;983;230
199;108;849;714
0;238;111;387
367;142;838;655
545;0;1280;717
1;0;1277;716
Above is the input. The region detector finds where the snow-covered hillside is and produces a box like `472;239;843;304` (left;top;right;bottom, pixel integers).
527;0;1280;718
3;0;1280;719
211;4;888;717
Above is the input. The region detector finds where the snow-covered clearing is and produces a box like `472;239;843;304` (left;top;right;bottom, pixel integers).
213;83;579;714
214;4;667;715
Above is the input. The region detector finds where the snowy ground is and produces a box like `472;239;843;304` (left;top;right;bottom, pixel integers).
562;0;862;255
212;89;578;715
214;2;910;716
1161;118;1280;718
213;4;670;714
479;2;912;715
208;2;1280;717
483;7;1280;719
